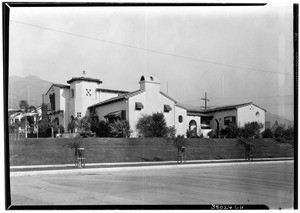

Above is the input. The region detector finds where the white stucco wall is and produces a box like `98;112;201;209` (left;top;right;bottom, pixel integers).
70;81;101;118
210;109;237;132
237;104;266;131
80;81;101;117
127;92;146;137
175;106;188;136
128;89;179;137
99;92;119;102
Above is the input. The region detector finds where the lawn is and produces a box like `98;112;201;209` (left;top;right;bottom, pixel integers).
9;137;294;166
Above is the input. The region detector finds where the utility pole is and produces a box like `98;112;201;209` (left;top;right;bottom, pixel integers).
201;92;210;109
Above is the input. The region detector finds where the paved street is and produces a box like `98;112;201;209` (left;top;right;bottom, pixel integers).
10;161;294;209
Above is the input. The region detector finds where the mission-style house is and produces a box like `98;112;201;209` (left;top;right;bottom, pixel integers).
42;73;266;137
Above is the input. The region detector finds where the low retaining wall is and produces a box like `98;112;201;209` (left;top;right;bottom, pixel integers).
9;138;294;166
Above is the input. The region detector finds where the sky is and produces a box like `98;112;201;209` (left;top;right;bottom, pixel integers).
8;4;294;120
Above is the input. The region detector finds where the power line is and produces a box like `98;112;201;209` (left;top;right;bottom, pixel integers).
183;94;293;103
11;20;292;76
210;95;293;100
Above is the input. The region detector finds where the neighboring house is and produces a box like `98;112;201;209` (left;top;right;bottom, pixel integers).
198;102;266;136
41;73;266;137
9;106;42;133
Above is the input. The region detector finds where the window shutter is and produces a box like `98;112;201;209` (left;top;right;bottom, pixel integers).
164;105;172;112
135;102;144;110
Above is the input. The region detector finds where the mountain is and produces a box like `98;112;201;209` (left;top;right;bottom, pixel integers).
8;75;52;109
265;111;294;127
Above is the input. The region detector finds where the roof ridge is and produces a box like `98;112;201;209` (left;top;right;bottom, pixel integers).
88;89;145;109
160;91;177;103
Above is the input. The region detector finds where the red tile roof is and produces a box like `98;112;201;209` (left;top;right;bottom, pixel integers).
199;102;266;113
88;89;145;109
67;77;102;84
96;88;129;94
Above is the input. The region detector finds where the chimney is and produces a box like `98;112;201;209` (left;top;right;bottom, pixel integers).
139;75;160;93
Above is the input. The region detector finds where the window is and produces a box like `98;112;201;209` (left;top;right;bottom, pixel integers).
49;93;55;110
77;112;81;118
135;102;144;110
256;111;260;117
164;105;172;112
86;89;91;96
224;116;236;125
178;115;183;123
71;89;75;98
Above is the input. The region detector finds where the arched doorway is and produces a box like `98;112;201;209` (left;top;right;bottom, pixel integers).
189;120;197;131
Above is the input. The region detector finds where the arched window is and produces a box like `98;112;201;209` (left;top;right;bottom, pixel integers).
178;115;183;123
256;111;260;117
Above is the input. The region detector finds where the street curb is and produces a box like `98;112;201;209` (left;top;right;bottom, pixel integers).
10;158;294;177
10;157;294;169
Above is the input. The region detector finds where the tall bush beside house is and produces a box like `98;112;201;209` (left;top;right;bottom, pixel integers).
240;121;263;139
220;124;241;138
109;120;132;138
77;116;95;138
95;120;110;137
136;112;176;138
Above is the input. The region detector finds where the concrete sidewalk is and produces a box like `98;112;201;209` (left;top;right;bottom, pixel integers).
10;157;294;176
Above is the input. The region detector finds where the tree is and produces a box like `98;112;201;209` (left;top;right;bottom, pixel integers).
68;116;79;133
62;135;84;165
109;120;132;138
76;116;95;137
272;121;286;138
136;112;176;138
136;114;154;137
18;100;36;138
283;126;294;140
168;135;187;163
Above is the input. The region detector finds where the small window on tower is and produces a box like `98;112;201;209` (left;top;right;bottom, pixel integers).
77;112;81;118
71;89;75;98
86;89;91;96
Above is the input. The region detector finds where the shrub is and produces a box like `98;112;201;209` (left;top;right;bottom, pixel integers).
240;122;263;139
95;120;110;137
136;112;175;138
272;121;285;138
283;126;294;140
221;124;241;138
276;137;287;143
109;120;132;138
262;128;273;138
207;130;215;138
186;127;198;138
166;126;177;138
